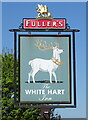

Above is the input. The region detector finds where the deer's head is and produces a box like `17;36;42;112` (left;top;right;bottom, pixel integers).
35;40;64;59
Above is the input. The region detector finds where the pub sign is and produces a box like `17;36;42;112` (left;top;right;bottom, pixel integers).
19;34;71;104
17;4;76;105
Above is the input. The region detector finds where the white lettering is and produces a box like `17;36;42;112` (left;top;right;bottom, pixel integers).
31;21;36;26
48;89;52;94
25;89;45;95
47;21;51;27
61;89;65;94
53;90;58;94
26;20;30;26
37;22;41;27
42;21;46;27
48;89;65;95
53;21;57;27
43;84;50;89
39;94;52;101
58;21;63;27
25;90;31;94
57;90;61;94
24;19;65;28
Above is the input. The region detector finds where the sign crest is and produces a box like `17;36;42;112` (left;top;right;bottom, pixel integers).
36;4;53;19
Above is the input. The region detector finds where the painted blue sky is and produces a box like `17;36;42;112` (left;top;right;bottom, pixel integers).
2;2;86;118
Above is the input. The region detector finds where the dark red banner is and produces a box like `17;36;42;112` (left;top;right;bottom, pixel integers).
23;19;66;29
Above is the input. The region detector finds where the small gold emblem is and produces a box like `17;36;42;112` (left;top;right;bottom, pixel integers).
36;4;53;19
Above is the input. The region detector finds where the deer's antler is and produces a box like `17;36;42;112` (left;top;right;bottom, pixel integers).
54;42;59;48
35;40;53;51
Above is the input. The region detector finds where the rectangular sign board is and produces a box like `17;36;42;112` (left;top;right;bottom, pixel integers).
18;35;71;104
23;19;66;29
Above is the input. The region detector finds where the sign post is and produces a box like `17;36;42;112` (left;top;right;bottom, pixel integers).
40;107;51;120
9;4;80;120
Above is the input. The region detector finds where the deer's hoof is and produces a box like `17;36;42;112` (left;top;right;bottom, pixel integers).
50;81;52;83
28;81;30;83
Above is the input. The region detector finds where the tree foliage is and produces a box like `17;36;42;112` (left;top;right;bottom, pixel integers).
1;51;40;120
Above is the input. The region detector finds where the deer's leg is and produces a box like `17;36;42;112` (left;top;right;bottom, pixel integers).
52;72;57;83
49;71;52;83
31;69;38;83
28;70;32;83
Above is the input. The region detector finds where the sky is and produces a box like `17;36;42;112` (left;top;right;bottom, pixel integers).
2;1;86;119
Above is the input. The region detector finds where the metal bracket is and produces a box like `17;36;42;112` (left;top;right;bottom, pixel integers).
28;31;31;35
58;32;61;35
43;111;50;120
19;23;23;29
40;107;62;120
66;23;70;29
40;107;51;120
50;108;61;120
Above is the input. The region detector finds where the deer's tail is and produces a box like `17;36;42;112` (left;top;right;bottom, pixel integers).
28;60;32;66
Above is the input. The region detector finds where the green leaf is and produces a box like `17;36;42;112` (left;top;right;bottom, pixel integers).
2;50;40;120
